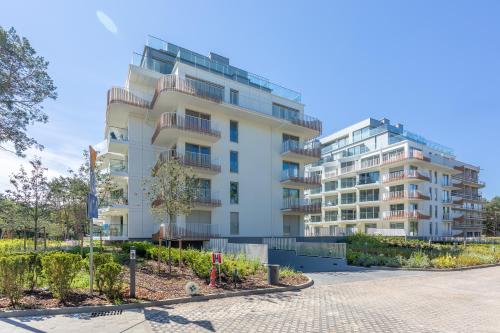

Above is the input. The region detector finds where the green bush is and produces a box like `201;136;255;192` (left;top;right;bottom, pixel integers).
95;262;123;301
26;252;42;291
121;241;154;258
0;254;30;306
85;253;114;294
404;251;431;268
42;252;83;301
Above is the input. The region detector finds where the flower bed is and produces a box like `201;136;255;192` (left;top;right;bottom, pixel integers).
0;241;307;310
346;234;500;269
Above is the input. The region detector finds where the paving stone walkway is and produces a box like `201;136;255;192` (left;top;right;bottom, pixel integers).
0;266;498;333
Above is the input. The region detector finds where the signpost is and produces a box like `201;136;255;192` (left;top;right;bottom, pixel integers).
87;145;98;295
211;252;223;286
130;246;136;298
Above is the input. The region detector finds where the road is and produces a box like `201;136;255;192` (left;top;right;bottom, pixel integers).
1;266;499;333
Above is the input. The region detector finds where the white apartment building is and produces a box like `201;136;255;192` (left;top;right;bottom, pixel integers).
95;36;322;240
305;118;485;238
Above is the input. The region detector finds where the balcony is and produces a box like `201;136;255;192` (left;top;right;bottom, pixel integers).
442;214;453;221
359;157;381;170
282;198;321;214
323;199;338;208
155;223;220;241
109;159;128;178
95;224;128;241
451;175;486;188
107;87;151;109
382;210;430;220
340;164;357;175
381;150;430;166
442;198;454;205
193;188;221;208
382;170;430;184
158;150;221;175
281;140;321;163
272;106;322;134
98;196;128;216
323;170;338;179
152;112;221;146
281;170;321;188
382;190;430;202
153;75;224;105
107;127;129;154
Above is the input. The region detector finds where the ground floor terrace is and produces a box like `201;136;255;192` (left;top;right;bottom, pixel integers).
1;266;498;332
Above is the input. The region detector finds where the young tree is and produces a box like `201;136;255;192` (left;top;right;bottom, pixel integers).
6;157;49;250
0;26;57;156
0;194;25;239
484;197;500;236
143;157;197;274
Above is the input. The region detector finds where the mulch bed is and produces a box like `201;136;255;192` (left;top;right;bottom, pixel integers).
0;260;308;311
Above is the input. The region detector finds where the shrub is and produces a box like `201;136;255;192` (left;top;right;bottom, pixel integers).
121;241;154;258
0;254;29;306
26;252;42;291
95;262;123;301
42;252;82;301
404;251;431;268
279;266;299;278
431;254;457;269
85;253;114;294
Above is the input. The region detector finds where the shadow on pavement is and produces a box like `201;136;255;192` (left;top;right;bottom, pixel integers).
0;317;46;333
145;307;215;332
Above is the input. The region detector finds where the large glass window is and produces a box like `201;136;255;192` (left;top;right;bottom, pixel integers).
358;172;379;185
230;89;239;105
390;222;404;229
230;212;239;235
230;182;239;204
359;189;379;202
283;161;299;177
360;207;380;219
352;126;371;142
325;211;338;222
310;215;321;223
283;188;300;200
341;192;356;204
390;203;404;211
230;150;238;173
341;209;356;221
341;177;356;188
230;120;238;143
325;181;338;192
273;103;300;121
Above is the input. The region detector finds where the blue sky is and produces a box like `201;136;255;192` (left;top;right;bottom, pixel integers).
0;0;499;198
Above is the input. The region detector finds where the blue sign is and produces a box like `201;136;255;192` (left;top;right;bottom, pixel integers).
87;193;98;219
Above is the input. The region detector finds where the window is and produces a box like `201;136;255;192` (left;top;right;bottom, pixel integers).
434;171;438;184
429;170;433;183
435;205;438;218
325;211;338;222
230;89;239;105
434;188;438;201
360;207;379;219
230;212;239;235
429;205;432;218
283;161;299;178
429;222;433;235
443;174;449;186
364;223;377;233
325;181;338;192
341;177;356;188
352;126;371;142
390;222;404;229
230;120;238;143
410;221;418;236
230;182;239;204
358;172;379;185
341;192;356;204
390;204;404;211
310;215;321;223
273;103;300;121
341;209;356;221
230;151;238;173
359;189;379;202
283;188;300;201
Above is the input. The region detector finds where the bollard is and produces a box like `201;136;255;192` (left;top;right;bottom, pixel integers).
267;264;280;285
130;246;136;298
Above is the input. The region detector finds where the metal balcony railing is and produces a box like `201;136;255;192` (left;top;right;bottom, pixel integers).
281;140;321;158
281;170;321;185
152;112;221;144
382;170;430;183
193;188;221;207
107;87;151;109
158;150;221;173
382;210;430;220
153;75;224;104
100;224;128;237
282;198;321;213
159;223;220;240
382;150;430;165
382;190;430;201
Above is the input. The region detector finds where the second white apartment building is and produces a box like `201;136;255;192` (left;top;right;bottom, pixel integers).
95;36;322;240
305;118;485;238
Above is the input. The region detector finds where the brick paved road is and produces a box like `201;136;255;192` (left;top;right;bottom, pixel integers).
1;266;499;333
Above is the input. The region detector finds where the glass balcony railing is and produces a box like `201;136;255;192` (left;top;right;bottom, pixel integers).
100;224;128;238
109;159;128;173
142;36;302;103
193;188;221;206
99;196;128;207
108;127;128;142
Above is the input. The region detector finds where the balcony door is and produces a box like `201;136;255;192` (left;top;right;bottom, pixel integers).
283;215;300;236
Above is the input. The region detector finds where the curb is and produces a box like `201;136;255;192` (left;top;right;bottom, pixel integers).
0;278;314;319
369;263;500;272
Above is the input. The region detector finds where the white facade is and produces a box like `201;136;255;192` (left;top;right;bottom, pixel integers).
95;37;322;240
305;118;485;238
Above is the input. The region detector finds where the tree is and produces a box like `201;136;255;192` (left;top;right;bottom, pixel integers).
143;157;197;274
6;157;49;250
484;197;500;236
0;26;57;156
0;194;25;239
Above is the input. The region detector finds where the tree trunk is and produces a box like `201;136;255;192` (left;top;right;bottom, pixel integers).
43;227;47;251
179;239;182;268
80;232;84;257
23;227;27;252
158;231;162;275
34;204;38;251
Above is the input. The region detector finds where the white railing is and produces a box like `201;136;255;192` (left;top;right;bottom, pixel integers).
360;157;380;169
366;228;406;237
382;210;429;220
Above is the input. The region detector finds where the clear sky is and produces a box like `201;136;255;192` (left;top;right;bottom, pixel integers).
0;0;499;198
